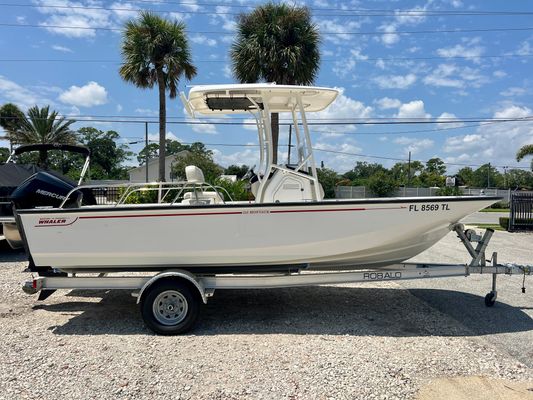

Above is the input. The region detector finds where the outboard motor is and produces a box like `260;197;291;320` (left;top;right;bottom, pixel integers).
11;171;75;210
4;172;96;249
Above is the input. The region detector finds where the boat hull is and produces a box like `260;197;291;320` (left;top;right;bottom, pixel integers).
17;196;500;273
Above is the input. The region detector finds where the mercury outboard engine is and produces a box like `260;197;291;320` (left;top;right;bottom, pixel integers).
1;144;94;250
10;171;95;210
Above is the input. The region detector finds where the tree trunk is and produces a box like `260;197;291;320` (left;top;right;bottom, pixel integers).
38;149;48;169
271;112;279;165
157;72;166;182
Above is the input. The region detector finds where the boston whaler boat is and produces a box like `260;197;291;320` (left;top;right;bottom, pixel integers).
17;84;530;334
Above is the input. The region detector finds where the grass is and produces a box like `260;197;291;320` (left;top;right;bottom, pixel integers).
480;208;509;213
473;223;506;231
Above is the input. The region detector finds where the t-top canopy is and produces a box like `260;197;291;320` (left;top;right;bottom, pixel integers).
185;84;339;115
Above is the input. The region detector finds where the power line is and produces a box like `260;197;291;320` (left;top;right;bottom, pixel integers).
2;53;532;64
2;22;533;36
130;0;533;15
2;114;533;126
10;1;533;17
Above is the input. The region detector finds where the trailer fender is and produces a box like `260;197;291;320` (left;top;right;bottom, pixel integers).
137;270;207;305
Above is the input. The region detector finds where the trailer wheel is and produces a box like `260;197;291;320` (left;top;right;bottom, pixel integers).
484;292;496;307
140;280;200;335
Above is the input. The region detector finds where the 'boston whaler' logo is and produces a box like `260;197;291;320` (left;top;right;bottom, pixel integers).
36;217;77;227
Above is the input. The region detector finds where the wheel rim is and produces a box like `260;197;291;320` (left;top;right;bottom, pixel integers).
152;290;188;326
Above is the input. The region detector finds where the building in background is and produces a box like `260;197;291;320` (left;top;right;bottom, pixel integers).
128;151;189;182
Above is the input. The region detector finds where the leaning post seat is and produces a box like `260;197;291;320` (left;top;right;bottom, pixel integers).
181;165;224;205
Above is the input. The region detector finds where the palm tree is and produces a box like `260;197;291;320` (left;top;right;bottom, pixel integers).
231;2;320;164
0;103;25;136
119;11;197;181
516;144;533;170
6;105;76;168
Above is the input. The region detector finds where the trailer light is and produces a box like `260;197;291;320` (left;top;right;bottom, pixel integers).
32;279;37;289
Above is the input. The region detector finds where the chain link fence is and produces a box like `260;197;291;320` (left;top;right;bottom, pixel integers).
335;186;517;202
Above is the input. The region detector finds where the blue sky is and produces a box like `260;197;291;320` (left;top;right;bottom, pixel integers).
1;0;533;174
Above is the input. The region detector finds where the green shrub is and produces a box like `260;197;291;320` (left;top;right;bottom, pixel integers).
213;178;250;201
436;186;463;196
368;172;397;197
489;201;509;209
499;217;509;230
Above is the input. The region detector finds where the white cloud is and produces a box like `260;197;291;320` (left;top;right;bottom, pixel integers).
209;6;236;32
190;34;217;47
436;112;464;128
52;44;72;53
374;73;417;89
516;40;532;56
443;134;483;153
332;58;356;79
110;2;138;22
167;12;189;21
436;43;484;61
34;0;140;38
394;136;434;155
308;88;372;135
313;140;363;172
35;0;113;38
423;63;487;89
0;75;53;109
500;87;527;97
223;65;232;79
213;146;259;168
378;23;399;46
493;70;507;78
316;19;364;43
190;122;218;135
377;4;428;46
494;105;531;119
241;118;258;131
135;108;158;116
375;97;402;110
442;104;533;168
59;81;108;107
395;100;430;119
148;131;184;143
394;5;428;26
116;104;123;112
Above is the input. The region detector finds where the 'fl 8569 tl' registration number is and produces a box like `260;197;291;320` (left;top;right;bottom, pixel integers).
408;203;450;212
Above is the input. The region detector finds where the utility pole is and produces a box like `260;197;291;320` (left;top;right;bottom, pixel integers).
145;122;149;183
503;166;508;189
407;151;411;186
487;162;491;188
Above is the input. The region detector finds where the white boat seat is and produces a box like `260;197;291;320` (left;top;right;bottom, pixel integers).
181;166;224;205
185;165;205;183
181;191;224;205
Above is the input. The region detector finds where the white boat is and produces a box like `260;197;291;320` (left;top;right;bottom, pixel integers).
15;84;500;274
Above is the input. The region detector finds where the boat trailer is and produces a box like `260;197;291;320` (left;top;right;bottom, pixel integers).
22;224;531;335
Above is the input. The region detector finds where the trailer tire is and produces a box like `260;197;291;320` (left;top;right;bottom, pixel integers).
140;280;200;335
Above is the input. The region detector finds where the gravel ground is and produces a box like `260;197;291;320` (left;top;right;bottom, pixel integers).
0;230;532;400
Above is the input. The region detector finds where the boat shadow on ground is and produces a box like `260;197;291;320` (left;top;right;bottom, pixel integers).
34;286;533;337
0;245;26;263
